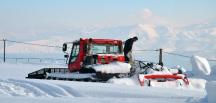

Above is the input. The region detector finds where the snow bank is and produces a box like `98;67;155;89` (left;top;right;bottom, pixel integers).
93;62;131;74
188;78;207;90
191;55;211;78
107;78;137;86
107;77;140;86
206;81;216;103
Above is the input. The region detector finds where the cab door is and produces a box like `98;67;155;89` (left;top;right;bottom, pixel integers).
68;42;81;72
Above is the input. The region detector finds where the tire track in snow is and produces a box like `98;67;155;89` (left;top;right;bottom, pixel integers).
0;79;31;96
0;81;12;96
57;84;84;97
0;79;84;97
5;79;51;97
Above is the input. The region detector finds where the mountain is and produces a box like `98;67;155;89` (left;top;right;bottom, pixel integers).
176;21;216;58
1;20;216;60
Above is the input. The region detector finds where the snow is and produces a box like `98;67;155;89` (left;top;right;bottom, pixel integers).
191;55;211;78
107;77;140;86
0;63;208;103
188;78;207;90
206;81;216;103
146;66;173;75
93;62;131;73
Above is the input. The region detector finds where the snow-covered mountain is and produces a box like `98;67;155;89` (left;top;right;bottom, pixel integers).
1;20;215;59
176;21;216;58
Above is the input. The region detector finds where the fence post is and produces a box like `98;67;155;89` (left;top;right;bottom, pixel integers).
158;48;163;66
3;39;6;63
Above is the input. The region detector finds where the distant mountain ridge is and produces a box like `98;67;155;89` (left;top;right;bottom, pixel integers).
1;20;215;59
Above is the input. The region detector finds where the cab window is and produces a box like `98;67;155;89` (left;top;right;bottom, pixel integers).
69;43;80;63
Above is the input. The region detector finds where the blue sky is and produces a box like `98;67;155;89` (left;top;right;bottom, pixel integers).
0;0;215;29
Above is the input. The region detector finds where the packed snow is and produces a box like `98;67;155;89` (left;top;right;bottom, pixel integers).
0;61;213;103
92;62;131;73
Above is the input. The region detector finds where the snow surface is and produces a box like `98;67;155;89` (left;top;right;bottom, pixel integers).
191;55;211;78
206;81;216;103
146;65;173;75
0;63;209;103
93;62;131;73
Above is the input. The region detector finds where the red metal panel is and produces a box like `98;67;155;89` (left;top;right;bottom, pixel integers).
68;39;86;72
144;74;183;79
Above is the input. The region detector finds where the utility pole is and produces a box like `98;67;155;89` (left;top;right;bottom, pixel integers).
158;48;163;66
3;39;6;62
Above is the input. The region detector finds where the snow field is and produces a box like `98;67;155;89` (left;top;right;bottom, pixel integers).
0;78;206;99
0;61;211;103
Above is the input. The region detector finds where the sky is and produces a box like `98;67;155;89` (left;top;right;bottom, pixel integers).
0;0;216;33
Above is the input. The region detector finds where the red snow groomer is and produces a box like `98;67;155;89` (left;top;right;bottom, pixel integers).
27;38;132;81
26;38;190;86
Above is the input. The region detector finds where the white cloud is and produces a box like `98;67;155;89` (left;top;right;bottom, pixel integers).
139;8;168;25
138;24;158;40
143;9;153;19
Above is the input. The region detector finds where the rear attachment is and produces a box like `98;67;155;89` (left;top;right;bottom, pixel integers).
132;60;190;87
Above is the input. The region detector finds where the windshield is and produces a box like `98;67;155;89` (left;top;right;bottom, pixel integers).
69;43;79;63
91;44;120;54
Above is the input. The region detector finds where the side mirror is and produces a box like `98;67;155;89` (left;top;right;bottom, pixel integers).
62;43;67;51
64;54;69;58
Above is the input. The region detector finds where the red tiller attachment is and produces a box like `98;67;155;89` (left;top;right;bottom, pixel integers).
138;74;189;86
